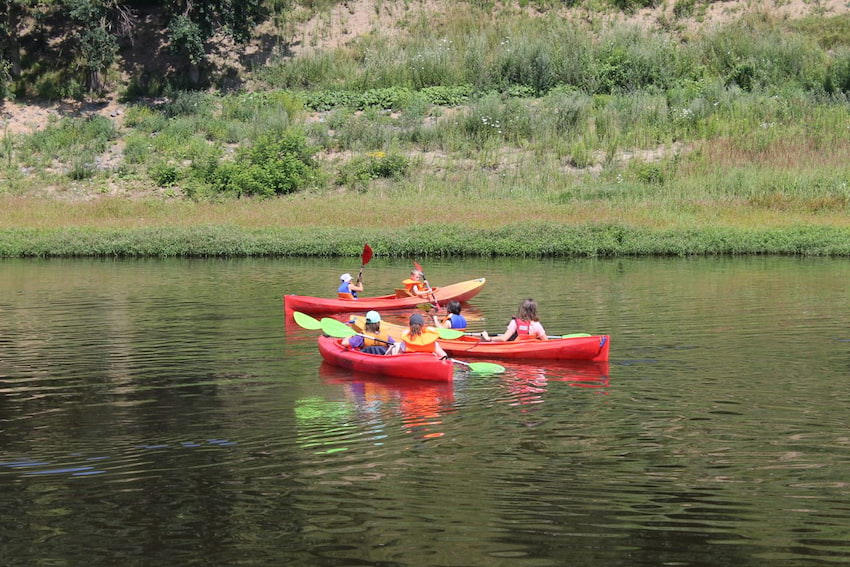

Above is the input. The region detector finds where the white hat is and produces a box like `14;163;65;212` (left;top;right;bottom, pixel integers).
340;273;352;282
365;310;381;323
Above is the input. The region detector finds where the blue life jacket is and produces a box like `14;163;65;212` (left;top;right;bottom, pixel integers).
338;281;358;298
447;313;467;329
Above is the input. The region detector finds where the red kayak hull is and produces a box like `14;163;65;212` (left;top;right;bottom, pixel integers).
285;278;486;317
351;316;610;361
317;335;454;382
439;334;610;361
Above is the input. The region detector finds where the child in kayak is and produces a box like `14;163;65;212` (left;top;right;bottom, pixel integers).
482;298;547;342
388;313;448;359
433;300;467;330
338;272;364;299
342;310;395;354
401;270;432;299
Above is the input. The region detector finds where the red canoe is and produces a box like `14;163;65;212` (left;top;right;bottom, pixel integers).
351;316;610;362
284;278;486;317
317;336;455;382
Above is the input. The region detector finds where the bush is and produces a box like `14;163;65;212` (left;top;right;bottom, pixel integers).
357;87;412;110
420;85;473;106
825;48;850;95
21;115;116;163
337;151;410;187
160;91;216;118
149;162;180;186
207;130;318;196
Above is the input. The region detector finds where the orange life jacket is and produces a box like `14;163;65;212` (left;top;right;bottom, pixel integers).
402;329;440;353
402;278;420;294
361;330;394;348
337;292;355;300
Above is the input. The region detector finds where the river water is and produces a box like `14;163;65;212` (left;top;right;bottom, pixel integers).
1;256;848;566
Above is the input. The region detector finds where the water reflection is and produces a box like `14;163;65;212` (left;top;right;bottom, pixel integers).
316;363;455;440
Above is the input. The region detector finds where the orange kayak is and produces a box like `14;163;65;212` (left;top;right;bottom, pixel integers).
317;336;454;382
351;316;610;362
284;278;486;316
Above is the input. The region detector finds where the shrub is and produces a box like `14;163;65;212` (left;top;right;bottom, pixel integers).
160;91;216;118
124;105;168;132
420;85;473;106
123;133;152;164
824;48;850;95
357;87;413;110
337;151;410;187
207;130;318;196
149;162;180;186
21;115;116;163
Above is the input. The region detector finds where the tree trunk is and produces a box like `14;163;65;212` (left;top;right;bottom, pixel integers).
188;61;200;85
88;68;104;93
3;1;22;77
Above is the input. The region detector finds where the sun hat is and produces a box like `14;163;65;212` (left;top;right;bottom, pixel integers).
365;310;381;323
340;273;352;282
409;313;425;326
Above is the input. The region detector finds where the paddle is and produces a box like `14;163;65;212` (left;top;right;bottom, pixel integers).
435;328;591;340
413;261;440;310
355;243;373;286
320;318;504;374
434;327;465;339
322;317;393;345
293;311;322;330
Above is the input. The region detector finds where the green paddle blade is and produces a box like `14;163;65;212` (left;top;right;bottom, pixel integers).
451;359;505;374
293;311;322;330
321;317;357;338
416;303;434;311
435;327;464;339
561;333;592;338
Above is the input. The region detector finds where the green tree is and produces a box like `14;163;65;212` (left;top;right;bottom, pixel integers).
164;0;266;85
0;0;36;79
65;0;135;93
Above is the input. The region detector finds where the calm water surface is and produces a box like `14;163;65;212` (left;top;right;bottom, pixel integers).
1;256;849;566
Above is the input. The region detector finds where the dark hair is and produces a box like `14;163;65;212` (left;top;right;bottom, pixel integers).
446;300;462;315
365;321;381;333
517;298;539;322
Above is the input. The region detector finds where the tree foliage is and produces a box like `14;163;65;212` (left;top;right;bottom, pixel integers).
1;0;268;96
164;0;266;69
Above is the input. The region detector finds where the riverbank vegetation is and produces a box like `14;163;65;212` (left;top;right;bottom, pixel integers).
2;0;850;256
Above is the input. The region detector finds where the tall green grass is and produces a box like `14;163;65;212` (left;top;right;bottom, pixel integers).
4;223;850;257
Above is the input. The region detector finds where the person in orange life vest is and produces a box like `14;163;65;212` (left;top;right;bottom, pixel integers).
433;300;467;330
481;298;547;342
401;269;431;299
388;313;448;359
341;310;395;355
337;272;364;300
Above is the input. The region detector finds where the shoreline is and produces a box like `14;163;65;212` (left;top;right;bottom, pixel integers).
3;223;849;257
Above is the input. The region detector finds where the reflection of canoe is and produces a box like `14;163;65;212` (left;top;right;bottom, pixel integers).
284;278;486;316
317;335;454;382
318;363;454;437
318;362;455;410
351;316;610;362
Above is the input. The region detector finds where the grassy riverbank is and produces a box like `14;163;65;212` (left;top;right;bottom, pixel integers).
4;221;850;257
2;1;850;256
